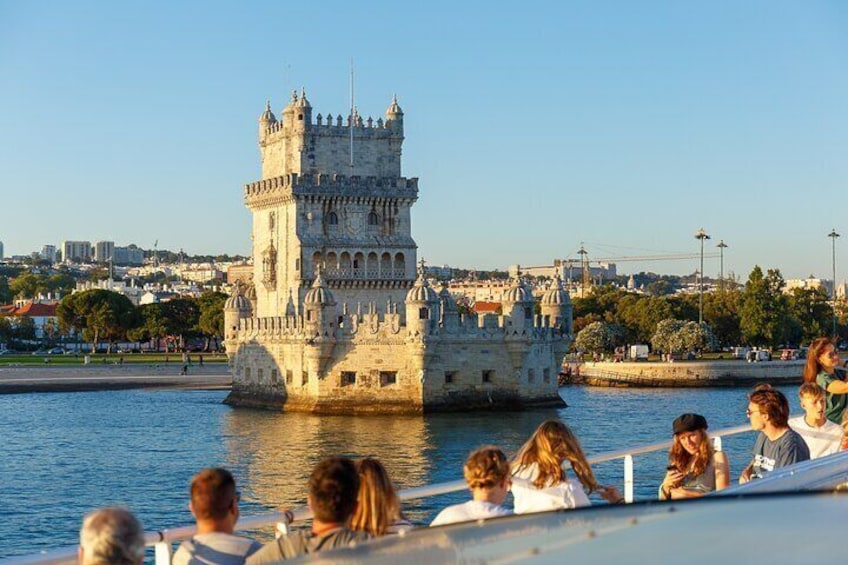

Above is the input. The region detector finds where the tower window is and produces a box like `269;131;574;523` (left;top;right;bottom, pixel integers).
482;370;494;383
341;371;356;386
327;212;338;225
418;307;429;320
379;371;397;386
368;211;379;225
445;371;456;384
298;114;303;120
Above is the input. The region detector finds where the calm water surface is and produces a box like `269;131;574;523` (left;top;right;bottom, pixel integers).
1;385;798;559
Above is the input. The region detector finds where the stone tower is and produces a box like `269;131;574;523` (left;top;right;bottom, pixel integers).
246;90;418;321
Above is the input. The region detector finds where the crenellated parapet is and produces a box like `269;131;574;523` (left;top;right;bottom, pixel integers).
263;112;402;138
245;173;419;208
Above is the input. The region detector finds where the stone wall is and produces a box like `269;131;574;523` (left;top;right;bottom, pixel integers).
573;360;805;388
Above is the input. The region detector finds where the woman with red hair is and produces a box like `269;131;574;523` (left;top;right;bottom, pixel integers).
803;337;848;424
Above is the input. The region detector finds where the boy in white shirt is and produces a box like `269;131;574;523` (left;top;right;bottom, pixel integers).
789;382;842;459
430;446;513;527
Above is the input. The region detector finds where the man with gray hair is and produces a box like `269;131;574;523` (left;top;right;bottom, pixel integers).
79;507;145;565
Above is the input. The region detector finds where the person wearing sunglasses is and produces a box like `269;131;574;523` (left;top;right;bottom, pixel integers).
173;468;262;565
803;337;848;424
739;386;810;483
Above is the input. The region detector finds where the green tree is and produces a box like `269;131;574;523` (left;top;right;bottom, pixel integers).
10;272;42;299
196;291;227;351
703;288;742;347
13;317;37;341
788;287;832;344
57;290;138;352
678;321;718;353
129;303;169;351
161;299;200;349
0;276;11;304
739;266;791;347
0;317;11;344
616;295;673;343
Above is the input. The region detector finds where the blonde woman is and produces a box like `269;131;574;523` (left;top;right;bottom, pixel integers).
659;414;729;500
511;420;622;514
350;458;412;536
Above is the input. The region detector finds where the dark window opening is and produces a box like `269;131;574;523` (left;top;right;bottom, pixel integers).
482;370;494;383
341;371;356;386
445;371;456;384
418;307;429;320
380;371;397;386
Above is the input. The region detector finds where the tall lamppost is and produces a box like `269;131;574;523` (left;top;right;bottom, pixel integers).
717;240;728;287
828;229;840;339
695;228;711;324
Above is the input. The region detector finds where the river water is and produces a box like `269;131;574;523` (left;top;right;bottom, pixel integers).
1;385;798;559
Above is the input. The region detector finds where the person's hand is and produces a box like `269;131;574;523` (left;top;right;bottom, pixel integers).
739;466;752;484
662;468;685;489
597;485;624;504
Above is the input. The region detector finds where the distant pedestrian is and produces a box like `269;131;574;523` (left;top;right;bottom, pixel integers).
180;364;188;376
199;355;204;367
119;356;124;365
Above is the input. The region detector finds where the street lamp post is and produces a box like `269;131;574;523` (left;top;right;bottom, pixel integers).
717;240;728;287
828;229;840;340
695;228;711;325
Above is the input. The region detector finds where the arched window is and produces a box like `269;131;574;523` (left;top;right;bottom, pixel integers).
327;212;338;225
381;253;392;276
368;211;379;226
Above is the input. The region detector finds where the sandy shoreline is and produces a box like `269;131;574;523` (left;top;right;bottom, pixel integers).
0;363;232;394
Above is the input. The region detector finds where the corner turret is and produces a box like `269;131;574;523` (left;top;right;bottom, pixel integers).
224;284;253;356
540;274;572;333
259;100;277;139
405;261;439;333
385;94;404;133
501;269;534;331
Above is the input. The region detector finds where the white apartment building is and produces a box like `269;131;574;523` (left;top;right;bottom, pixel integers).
61;240;92;263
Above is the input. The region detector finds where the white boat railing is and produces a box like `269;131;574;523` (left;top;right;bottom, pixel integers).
2;422;756;565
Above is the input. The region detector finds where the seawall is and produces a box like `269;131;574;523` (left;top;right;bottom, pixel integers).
570;360;804;388
0;364;231;394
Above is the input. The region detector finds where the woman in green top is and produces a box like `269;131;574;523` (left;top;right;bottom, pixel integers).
803;337;848;424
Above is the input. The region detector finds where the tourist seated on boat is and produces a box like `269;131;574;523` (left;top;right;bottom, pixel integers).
510;420;622;513
659;414;729;500
803;338;848;424
740;385;810;483
841;410;848;451
79;507;144;565
247;457;370;564
172;468;261;565
430;446;513;526
789;383;842;459
350;457;413;536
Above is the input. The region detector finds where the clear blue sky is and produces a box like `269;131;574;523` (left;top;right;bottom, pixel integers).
2;1;847;280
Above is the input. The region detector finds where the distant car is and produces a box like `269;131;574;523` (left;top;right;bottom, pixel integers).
46;347;66;355
31;349;48;356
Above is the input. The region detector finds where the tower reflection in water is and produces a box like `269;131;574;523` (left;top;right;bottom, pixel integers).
221;407;565;525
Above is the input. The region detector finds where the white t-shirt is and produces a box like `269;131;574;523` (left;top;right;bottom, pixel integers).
429;500;512;527
788;415;842;459
511;462;590;514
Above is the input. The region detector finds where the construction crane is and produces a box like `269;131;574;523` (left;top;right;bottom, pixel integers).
562;243;721;296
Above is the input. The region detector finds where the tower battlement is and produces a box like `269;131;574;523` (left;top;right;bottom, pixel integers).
245;173;418;201
258;91;405;180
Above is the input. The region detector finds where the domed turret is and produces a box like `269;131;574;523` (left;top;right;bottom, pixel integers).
224;284;253;356
290;87;312;130
259;100;277;124
304;270;335;306
501;270;534;328
385;94;404;132
540;274;572;332
224;284;253;313
405;261;440;331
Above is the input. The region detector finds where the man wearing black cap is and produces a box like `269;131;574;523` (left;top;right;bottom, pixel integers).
740;386;810;483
